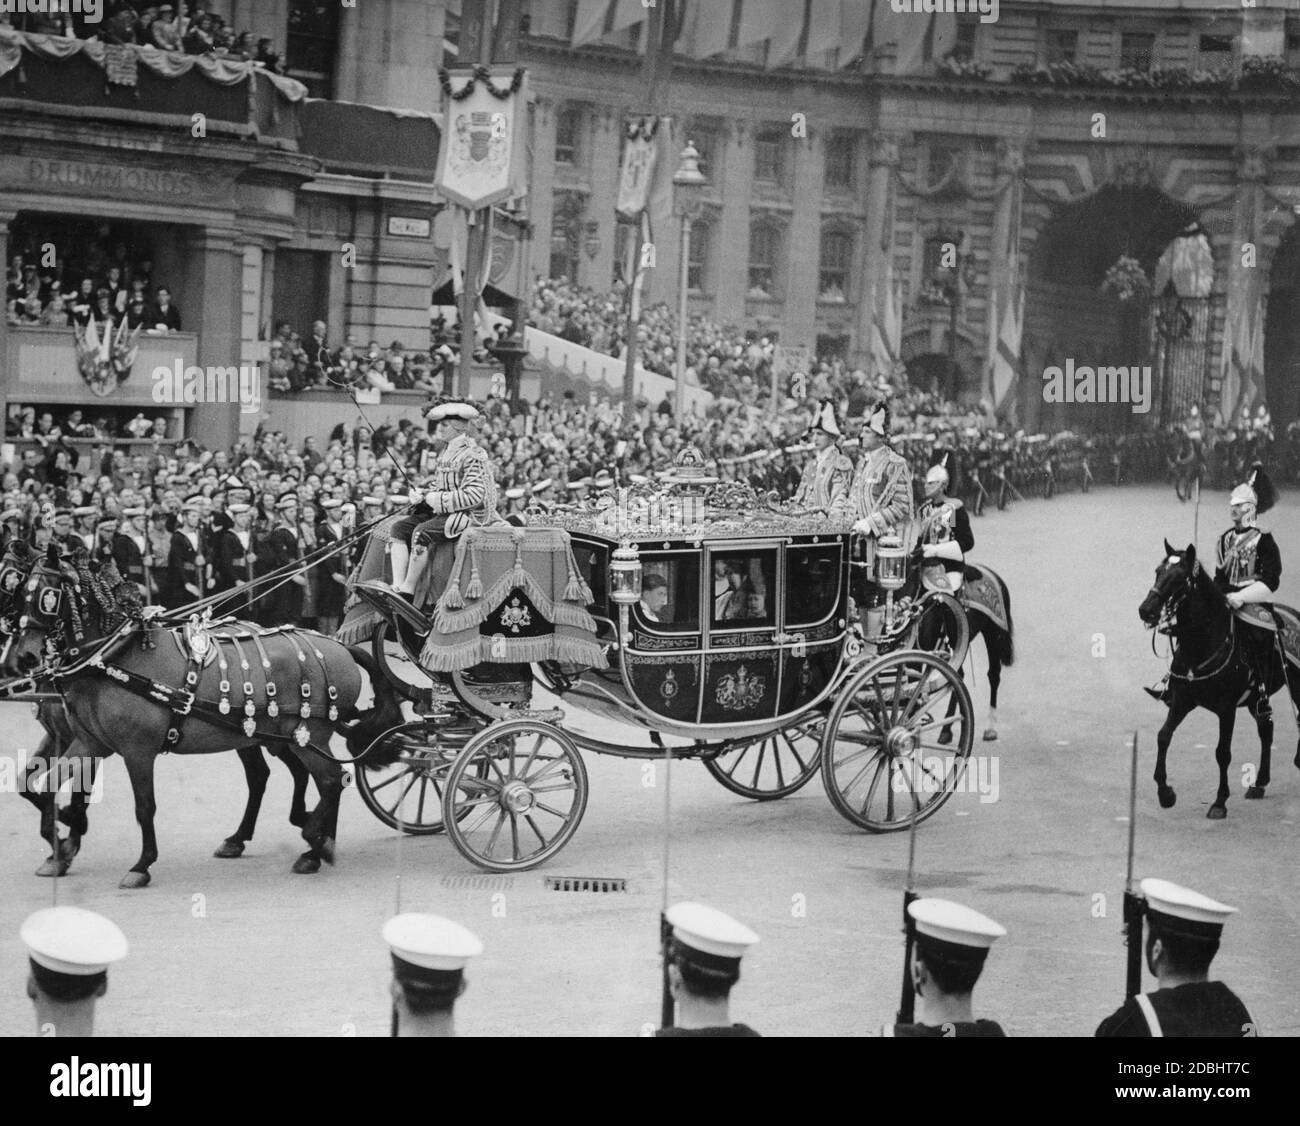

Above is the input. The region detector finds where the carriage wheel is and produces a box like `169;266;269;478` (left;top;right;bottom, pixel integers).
354;721;483;835
703;716;823;801
901;591;969;670
441;719;589;872
820;650;974;833
371;618;432;703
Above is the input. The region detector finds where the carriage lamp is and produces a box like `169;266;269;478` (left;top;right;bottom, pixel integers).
876;535;907;592
610;541;643;605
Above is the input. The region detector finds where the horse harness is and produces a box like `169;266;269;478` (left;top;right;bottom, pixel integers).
54;615;343;757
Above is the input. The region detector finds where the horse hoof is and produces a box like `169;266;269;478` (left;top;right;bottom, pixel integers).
292;854;321;875
36;858;70;878
56;838;80;862
320;837;336;865
982;729;998;742
119;870;151;889
213;839;245;859
289;812;308;829
1244;786;1266;800
1157;786;1176;809
1206;805;1227;821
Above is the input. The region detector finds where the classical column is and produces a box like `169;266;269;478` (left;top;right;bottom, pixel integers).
185;227;244;452
856;132;901;370
584;107;621;293
715;120;754;327
783;127;824;350
531;97;558;286
984;138;1025;404
334;0;362;105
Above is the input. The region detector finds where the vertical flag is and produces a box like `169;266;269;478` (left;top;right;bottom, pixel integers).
991;283;1024;416
1218;301;1240;424
680;0;733;60
572;0;611;48
737;0;780;51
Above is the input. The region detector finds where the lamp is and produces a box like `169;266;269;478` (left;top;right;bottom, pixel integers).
583;220;600;261
609;541;643;605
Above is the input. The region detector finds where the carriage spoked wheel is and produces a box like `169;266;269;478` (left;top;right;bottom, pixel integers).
441;718;589;872
703;716;823;801
819;650;974;833
354;720;484;836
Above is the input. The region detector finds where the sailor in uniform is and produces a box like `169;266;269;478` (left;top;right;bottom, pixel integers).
885;898;1007;1037
165;498;205;609
315;497;348;636
50;507;77;556
794;399;852;512
654;902;761;1037
72;506;99;553
212;502;256;612
914;452;973;595
22;905;128;1037
384;400;497;607
92;514;117;569
1095;879;1254;1037
384;913;483;1037
112;506;153;601
834;399;914;637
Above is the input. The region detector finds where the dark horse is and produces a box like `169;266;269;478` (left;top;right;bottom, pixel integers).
1;543;322;877
1138;539;1300;819
5;547;403;887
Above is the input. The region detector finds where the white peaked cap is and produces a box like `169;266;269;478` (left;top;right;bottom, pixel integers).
908;898;1006;950
667;902;759;960
22;907;128;976
1141;878;1236;932
383;913;483;972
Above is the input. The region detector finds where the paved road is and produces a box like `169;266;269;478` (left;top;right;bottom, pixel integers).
1;483;1297;1037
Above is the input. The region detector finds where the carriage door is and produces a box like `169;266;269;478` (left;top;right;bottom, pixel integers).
701;545;780;724
778;540;846;716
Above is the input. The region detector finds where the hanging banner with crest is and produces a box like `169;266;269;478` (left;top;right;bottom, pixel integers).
435;66;529;211
617;116;660;220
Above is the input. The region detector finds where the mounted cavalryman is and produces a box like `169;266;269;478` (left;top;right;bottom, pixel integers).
914;450;973;596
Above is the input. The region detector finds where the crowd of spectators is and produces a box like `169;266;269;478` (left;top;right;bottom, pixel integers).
5;238;180;334
0;2;285;72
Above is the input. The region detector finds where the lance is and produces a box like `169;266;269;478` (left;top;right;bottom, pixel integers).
1122;729;1145;1000
895;785;921;1025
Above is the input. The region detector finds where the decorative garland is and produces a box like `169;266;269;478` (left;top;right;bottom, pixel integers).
438;65;526;101
625;116;660;142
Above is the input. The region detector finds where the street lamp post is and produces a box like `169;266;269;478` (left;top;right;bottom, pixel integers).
672;140;707;420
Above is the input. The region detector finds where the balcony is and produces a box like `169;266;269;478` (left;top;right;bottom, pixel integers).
0;28;304;146
6;324;198;407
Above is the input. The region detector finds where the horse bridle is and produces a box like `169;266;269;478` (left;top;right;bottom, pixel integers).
1147;560;1239;682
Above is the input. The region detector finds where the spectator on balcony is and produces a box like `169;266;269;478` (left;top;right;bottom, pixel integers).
305;321;331;379
149;286;181;332
70;278;95;327
98;6;139;47
255;37;285;74
103;266;128;315
127;275;151;306
40;293;69;328
183;12;215;56
125;295;150;330
229;30;255;61
92;288;115;328
150;4;183;50
266;339;292;392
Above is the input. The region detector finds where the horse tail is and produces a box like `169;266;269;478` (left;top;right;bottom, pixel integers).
341;645;405;768
996;574;1015;667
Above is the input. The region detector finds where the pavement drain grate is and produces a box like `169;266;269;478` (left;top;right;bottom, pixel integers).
544;876;628;893
440;875;515;891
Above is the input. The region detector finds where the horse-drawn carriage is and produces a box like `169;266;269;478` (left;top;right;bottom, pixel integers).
347;450;977;873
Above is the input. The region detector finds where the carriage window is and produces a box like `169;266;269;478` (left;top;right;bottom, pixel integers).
570;541;607;610
638;554;700;633
785;545;841;626
711;551;776;628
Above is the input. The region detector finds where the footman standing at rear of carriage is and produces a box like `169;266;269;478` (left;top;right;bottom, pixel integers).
793;399;852;512
1096;879;1255;1037
833;399;914;636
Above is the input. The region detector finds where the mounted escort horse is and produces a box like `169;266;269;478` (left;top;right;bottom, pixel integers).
1140;537;1300;819
4;545;404;887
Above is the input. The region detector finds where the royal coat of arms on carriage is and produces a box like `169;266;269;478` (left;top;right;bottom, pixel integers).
716;665;765;711
499;596;531;634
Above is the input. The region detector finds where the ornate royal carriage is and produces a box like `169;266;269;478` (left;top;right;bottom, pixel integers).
350;448;975;872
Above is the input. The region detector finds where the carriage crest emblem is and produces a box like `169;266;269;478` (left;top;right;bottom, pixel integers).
716;665;765;711
499;596;531;633
39;587;62;618
659;668;678;701
1;567;21;595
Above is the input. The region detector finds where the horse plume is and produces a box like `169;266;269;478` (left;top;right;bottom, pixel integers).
1247;462;1277;515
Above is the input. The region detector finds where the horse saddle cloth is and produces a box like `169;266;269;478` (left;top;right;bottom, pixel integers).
1268;605;1300;670
959;565;1006;632
1231;605;1277;632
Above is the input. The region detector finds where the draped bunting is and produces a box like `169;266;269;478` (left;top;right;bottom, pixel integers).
0;27;307;100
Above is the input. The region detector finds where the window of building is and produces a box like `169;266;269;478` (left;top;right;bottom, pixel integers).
819;231;851;301
754;130;784;184
1045;29;1078;65
953;19;979;60
688;223;709;292
555;107;582;165
1198;33;1234;66
825;130;855;192
749;224;781;298
286;0;340;99
550;193;584;281
690;129;718;182
1121;32;1156;72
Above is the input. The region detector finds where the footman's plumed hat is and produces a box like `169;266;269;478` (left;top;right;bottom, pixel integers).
426;401;481;424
